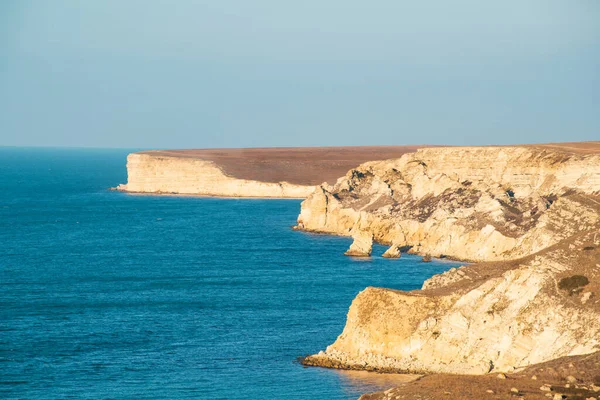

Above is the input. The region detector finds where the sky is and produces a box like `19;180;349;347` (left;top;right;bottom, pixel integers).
1;0;598;149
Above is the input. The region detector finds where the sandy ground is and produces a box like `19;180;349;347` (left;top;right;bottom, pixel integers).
527;141;600;155
360;352;600;400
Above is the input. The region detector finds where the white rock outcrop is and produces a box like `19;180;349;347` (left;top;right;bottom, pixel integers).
296;146;600;262
300;145;600;375
382;243;402;258
345;231;373;257
117;153;315;198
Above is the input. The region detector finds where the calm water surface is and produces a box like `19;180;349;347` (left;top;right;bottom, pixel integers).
0;148;461;399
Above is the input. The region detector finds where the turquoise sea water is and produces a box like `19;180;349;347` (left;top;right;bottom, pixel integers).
0;148;461;399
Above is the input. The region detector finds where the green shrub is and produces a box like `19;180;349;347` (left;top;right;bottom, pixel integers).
558;275;589;291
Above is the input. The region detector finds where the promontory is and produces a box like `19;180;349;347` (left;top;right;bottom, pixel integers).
116;141;600;399
298;141;600;399
116;146;425;198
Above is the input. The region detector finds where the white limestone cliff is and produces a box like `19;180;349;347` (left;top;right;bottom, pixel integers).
117;153;315;198
299;145;600;375
297;146;600;262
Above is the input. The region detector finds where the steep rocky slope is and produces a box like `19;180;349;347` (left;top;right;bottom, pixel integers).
298;144;600;377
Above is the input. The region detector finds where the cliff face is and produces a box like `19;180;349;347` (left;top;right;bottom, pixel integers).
116;146;425;198
299;145;600;375
117;153;315;198
297;146;600;261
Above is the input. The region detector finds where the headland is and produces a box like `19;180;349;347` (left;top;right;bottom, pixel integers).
116;141;600;398
116;146;425;198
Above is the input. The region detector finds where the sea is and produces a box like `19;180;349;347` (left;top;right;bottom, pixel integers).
0;148;462;399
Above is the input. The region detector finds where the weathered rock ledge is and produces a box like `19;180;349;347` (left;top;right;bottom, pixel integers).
297;143;600;381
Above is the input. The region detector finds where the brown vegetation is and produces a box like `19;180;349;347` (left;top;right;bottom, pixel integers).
140;146;429;185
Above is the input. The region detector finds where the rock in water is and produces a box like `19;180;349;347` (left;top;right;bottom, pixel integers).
382;244;402;258
422;254;432;262
345;231;373;257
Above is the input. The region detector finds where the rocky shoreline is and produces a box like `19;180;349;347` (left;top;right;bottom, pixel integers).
116;142;600;398
295;143;600;397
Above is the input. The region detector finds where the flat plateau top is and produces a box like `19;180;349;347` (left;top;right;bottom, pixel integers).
527;141;600;155
138;142;600;186
139;146;427;185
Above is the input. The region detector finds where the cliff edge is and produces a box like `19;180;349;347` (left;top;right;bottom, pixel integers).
298;142;600;377
116;146;424;198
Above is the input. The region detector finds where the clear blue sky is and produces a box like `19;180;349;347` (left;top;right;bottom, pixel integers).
1;1;598;148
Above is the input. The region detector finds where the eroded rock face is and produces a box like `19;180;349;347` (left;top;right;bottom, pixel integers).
345;231;373;257
382;244;402;258
117;153;315;198
299;145;600;375
297;146;600;262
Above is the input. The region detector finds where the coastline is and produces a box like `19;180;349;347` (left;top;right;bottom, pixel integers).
113;141;600;398
111;187;308;200
292;143;600;397
294;226;477;262
116;146;427;199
